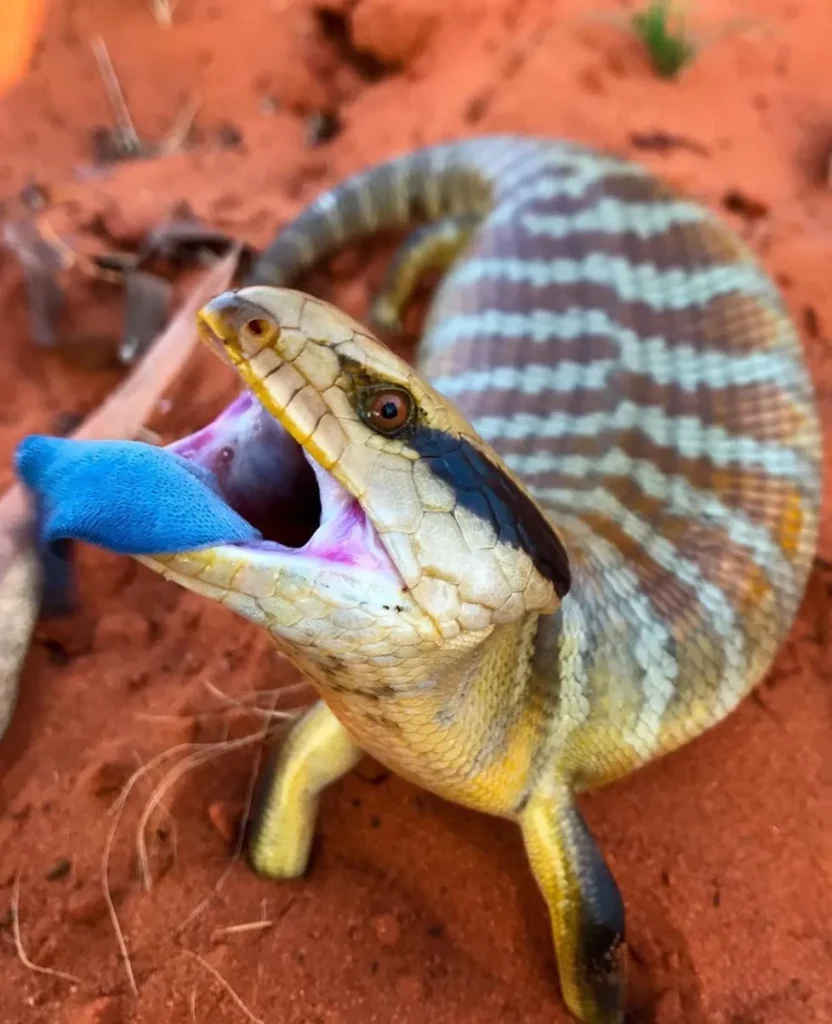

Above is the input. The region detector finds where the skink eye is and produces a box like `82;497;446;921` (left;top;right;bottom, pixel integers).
362;388;413;434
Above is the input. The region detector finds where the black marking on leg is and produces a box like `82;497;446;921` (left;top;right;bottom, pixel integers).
569;803;627;1021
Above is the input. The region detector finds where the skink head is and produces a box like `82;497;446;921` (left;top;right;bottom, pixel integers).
143;286;569;682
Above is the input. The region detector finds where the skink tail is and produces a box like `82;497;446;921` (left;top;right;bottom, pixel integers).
247;140;497;288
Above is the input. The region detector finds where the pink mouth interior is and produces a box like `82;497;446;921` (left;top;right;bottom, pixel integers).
166;391;395;571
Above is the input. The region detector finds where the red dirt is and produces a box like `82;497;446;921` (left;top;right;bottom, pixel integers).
1;1;831;1022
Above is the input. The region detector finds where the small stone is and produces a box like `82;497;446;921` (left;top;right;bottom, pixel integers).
577;65;605;95
723;189;768;220
372;913;401;947
394;974;425;1000
306;109;342;147
66;888;109;925
208;801;241;845
34;616;94;657
66;996;122;1024
351;0;436;67
79;758;135;799
45;858;72;881
8;798;32;822
654;988;684;1024
216;121;244;149
125;671;149;692
93;610;152;650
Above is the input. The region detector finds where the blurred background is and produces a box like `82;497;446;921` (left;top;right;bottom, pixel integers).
0;3;830;1023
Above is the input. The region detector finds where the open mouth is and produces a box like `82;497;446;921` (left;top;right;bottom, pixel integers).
166;389;396;575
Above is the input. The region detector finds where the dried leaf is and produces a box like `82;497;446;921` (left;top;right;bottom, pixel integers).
119;269;172;364
2;218;68;346
138;218;253;268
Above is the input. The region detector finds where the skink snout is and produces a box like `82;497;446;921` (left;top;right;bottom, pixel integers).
197;290;281;361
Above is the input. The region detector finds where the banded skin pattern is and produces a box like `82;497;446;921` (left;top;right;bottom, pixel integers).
140;135;820;1024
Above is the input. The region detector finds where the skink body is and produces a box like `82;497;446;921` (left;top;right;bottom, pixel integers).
44;135;824;1023
246;134;819;804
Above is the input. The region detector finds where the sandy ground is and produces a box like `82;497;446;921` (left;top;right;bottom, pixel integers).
0;1;831;1022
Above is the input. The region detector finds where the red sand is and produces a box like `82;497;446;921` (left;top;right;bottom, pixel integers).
1;1;831;1022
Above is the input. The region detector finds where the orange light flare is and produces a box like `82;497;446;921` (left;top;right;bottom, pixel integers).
0;0;45;97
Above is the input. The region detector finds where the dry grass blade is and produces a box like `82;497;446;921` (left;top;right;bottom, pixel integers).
101;735;250;993
183;950;265;1024
177;695;277;934
136;730;278;892
150;0;179;27
203;679;310;720
212;920;273;939
11;872;81;985
158;95;202;155
102;740;209;995
91;36;140;151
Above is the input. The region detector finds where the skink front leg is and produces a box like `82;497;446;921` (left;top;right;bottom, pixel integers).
248;699;363;879
520;784;627;1024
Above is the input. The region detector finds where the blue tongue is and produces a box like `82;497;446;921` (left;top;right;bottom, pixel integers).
14;435;261;555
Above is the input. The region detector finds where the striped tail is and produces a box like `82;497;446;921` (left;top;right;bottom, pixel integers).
246;136;547;288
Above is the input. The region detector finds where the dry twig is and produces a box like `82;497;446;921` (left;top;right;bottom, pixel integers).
212;919;274;939
91;36;140;153
158;95;202;155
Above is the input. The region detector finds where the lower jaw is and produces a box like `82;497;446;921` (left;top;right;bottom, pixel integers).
138;545;421;666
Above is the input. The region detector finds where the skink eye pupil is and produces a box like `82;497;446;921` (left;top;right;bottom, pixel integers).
364;389;412;433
